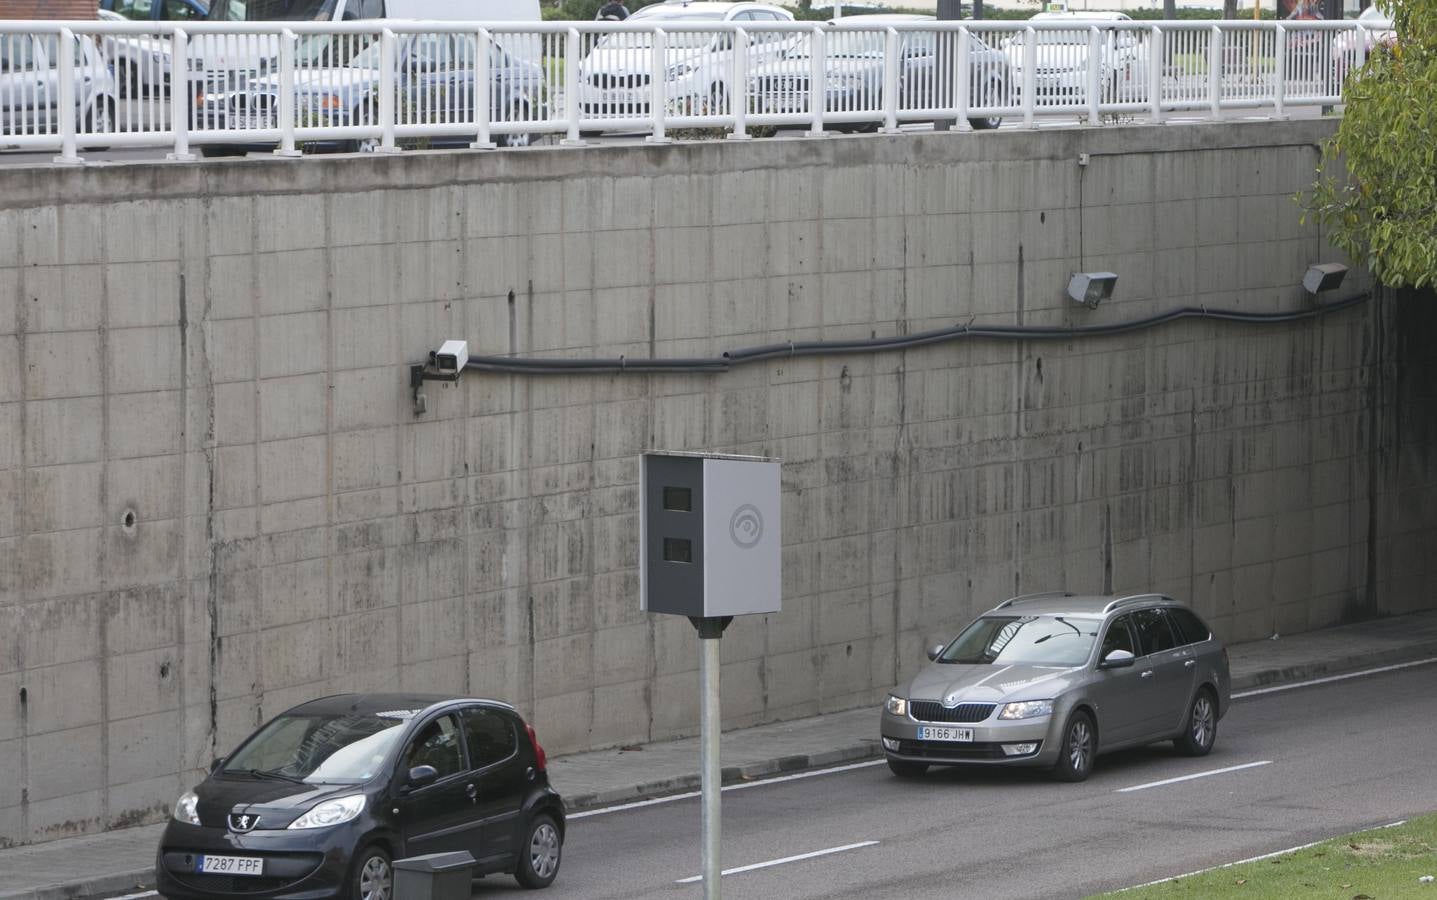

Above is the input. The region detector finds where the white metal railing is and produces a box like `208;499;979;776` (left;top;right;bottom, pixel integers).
0;17;1391;161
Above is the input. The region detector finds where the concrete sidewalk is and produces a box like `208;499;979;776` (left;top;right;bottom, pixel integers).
4;609;1436;900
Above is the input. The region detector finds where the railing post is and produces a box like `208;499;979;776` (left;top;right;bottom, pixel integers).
726;26;750;141
1273;24;1287;119
1207;25;1222;119
1021;26;1036;129
167;27;197;161
378;28;399;152
648;27;673;143
948;26;971;132
562;27;585;145
53;28;81;165
1148;25;1163;123
806;25;826;136
1086;25;1101;125
273;27;301;157
881;27;899;134
471;28;496;149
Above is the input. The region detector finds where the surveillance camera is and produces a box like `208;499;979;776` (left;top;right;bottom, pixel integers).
431;340;468;381
1067;272;1118;309
1302;263;1348;295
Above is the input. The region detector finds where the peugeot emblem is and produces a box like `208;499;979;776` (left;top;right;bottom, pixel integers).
228;812;259;833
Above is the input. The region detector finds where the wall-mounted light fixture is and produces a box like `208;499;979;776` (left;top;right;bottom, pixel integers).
1067;272;1118;309
1302;263;1348;295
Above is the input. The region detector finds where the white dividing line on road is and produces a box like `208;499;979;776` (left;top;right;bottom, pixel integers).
568;758;887;820
1118;820;1408;892
675;840;880;884
105;892;157;900
1116;760;1272;793
1232;656;1437;699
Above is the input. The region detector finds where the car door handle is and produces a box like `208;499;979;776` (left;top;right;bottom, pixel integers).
465;783;477;800
1184;659;1197;668
1140;670;1154;679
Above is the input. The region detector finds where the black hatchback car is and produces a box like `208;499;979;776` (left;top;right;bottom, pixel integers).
157;693;565;899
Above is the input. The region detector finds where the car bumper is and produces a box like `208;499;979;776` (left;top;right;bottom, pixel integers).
879;709;1060;767
155;819;370;899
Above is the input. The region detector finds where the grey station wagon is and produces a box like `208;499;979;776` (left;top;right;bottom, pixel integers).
880;592;1230;781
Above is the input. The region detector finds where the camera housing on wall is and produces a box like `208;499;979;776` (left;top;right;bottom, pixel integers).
431;340;469;380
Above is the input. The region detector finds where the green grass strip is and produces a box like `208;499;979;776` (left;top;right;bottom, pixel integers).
1090;811;1437;900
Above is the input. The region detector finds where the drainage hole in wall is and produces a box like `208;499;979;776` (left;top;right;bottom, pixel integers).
122;510;137;531
159;661;171;679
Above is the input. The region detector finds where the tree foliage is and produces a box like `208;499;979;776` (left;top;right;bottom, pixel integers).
1305;0;1437;289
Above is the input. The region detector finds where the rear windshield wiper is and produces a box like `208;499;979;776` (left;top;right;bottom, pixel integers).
229;767;306;785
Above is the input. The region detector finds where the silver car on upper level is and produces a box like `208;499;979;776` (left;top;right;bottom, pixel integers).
880;592;1230;782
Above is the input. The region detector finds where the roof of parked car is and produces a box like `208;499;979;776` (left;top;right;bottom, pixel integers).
828;13;934;23
286;693;514;717
981;592;1183;618
642;1;790;14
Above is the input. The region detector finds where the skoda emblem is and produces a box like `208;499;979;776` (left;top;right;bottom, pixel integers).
228;812;259;833
942;695;961;708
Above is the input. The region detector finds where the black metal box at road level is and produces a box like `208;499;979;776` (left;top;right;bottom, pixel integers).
640;451;781;619
392;851;475;900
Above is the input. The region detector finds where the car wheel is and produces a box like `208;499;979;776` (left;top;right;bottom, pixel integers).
84;99;116;150
968;77;1005;129
497;103;533;148
350;845;392;900
886;758;928;778
515;812;562;889
1051;710;1095;782
704;82;726;116
1174;688;1217;757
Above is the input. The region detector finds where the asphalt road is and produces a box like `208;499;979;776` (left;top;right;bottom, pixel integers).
475;664;1436;899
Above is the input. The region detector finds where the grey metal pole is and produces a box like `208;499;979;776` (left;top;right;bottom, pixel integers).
700;631;721;900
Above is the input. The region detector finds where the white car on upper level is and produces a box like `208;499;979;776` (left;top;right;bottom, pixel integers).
576;1;795;121
1;33;118;147
1001;11;1148;103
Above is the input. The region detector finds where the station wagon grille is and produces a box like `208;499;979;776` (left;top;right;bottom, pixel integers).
910;701;995;723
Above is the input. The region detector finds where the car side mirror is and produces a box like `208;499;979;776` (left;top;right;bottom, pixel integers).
927;644;945;662
406;765;439;790
1099;649;1135;669
209;757;225;774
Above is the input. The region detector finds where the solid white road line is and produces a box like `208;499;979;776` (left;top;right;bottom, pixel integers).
1119;820;1409;891
1116;760;1272;793
1232;656;1437;699
675;841;880;884
569;758;887;820
105;892;158;900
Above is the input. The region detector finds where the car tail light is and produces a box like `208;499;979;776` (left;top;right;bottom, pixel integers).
526;723;547;772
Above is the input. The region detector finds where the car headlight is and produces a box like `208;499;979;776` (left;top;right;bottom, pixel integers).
288;795;366;830
998;700;1053;720
173;790;200;825
884;695;908;717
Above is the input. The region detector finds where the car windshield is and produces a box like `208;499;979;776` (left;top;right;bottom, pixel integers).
222;711;412;784
207;0;335;20
786;31;885;59
938;615;1100;666
596;14;724;49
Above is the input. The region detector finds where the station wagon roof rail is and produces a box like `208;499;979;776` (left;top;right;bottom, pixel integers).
994;591;1077;609
1102;593;1173;614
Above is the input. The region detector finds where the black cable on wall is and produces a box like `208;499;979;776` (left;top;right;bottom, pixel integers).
457;293;1370;377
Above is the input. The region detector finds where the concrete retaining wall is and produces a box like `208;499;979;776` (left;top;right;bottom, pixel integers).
1;119;1432;846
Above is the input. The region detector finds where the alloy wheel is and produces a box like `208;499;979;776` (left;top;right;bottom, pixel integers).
359;855;392;900
1068;719;1092;773
1191;695;1214;749
530;820;560;879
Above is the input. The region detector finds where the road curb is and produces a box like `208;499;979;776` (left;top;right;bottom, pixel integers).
1231;641;1437;692
0;872;154;900
563;740;884;813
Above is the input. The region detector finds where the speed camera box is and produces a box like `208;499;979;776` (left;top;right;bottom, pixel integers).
640;451;781;618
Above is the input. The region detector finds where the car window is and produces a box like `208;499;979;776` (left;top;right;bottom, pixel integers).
223;710;410;784
1167;608;1211;645
1;36;42;72
162;0;205;20
1131;608;1179;656
405;714;464;778
462;707;518;769
1099;615;1136;659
